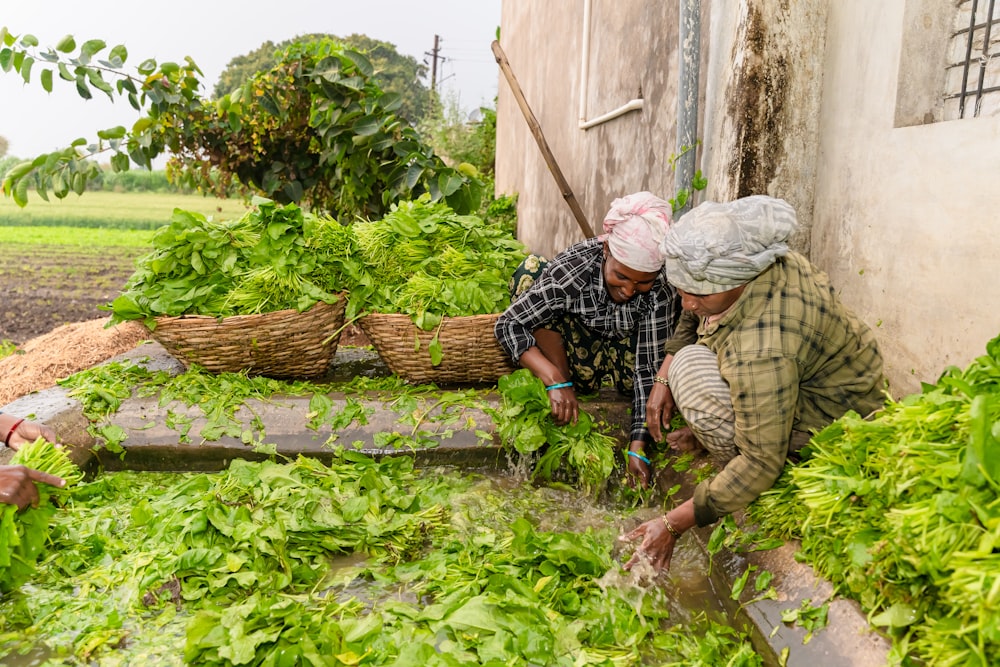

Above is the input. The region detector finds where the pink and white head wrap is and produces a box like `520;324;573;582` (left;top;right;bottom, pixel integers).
600;191;673;273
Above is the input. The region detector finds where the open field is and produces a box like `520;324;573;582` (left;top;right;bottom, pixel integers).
0;192;250;344
0;190;250;229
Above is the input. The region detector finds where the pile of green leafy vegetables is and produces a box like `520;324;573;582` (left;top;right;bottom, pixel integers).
105;196;357;329
746;333;1000;666
103;193;525;364
0;438;83;592
0;451;761;666
349;194;527;327
490;368;618;496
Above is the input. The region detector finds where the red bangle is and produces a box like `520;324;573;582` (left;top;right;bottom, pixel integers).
4;418;25;447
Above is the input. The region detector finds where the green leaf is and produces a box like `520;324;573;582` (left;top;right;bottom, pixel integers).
342;49;374;77
438;171;464;197
40;68;52;92
12;176;29;207
353;115;380;136
961;394;1000;486
869;602;918;628
428;335;443;366
97;126;127;140
19;55;33;83
404;163;423;191
80;39;107;59
74;73;92;100
108;44;128;67
55;35;76;53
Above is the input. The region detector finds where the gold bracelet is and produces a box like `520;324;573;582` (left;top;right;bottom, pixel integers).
653;375;669;387
662;514;682;539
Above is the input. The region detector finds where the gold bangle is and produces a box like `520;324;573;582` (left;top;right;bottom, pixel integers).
662;514;682;539
653;375;669;387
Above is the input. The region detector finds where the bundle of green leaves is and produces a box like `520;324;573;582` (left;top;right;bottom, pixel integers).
349;195;527;327
105;196;359;328
0;438;83;592
490;368;617;495
747;333;1000;666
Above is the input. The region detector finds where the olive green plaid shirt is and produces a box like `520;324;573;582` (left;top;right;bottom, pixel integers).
664;252;885;525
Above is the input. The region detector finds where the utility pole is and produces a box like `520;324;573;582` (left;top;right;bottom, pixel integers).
425;34;444;95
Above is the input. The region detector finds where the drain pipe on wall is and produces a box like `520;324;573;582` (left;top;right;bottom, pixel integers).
674;0;701;215
578;0;644;130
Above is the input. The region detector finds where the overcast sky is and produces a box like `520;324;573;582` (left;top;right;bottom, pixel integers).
0;0;501;160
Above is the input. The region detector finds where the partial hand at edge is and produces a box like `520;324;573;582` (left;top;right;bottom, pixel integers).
0;465;66;511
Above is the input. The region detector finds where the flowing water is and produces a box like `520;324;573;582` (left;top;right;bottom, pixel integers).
0;462;769;666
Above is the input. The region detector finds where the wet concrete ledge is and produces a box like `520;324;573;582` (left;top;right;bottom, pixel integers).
0;342;890;667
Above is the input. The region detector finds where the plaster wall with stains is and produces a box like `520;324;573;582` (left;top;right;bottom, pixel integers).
495;0;697;259
811;0;1000;396
496;0;1000;396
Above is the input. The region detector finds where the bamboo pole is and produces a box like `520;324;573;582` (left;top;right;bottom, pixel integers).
491;40;593;239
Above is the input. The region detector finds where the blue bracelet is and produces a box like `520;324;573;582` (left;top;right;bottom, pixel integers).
545;381;573;391
627;450;651;465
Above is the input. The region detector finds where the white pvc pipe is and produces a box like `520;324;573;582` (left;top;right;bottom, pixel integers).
578;0;644;131
579;0;592;124
580;98;645;130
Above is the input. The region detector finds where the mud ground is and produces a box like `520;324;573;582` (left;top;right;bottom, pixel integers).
0;244;137;345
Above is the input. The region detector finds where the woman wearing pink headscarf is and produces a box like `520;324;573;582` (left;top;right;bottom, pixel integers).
494;192;679;488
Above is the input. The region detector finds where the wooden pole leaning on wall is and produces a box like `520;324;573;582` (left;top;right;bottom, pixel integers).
491;40;594;239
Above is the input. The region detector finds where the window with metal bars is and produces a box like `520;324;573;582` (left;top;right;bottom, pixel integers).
944;0;1000;119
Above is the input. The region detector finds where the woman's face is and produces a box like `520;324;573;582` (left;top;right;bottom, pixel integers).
602;245;659;304
677;285;746;317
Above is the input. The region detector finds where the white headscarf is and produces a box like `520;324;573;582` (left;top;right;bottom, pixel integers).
661;195;798;294
600;191;673;273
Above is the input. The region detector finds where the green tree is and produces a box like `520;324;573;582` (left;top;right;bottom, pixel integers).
0;135;8;158
214;33;429;124
0;28;481;220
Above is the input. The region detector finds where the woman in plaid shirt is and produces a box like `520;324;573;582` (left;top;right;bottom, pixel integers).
624;195;885;573
494;192;680;488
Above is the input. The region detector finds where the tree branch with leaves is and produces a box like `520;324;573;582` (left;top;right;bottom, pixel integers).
0;28;482;219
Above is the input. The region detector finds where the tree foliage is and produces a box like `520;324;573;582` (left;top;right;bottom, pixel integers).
214;33;430;124
419;92;497;178
0;27;481;220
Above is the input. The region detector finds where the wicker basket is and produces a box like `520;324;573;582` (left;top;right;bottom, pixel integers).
359;312;516;385
149;298;347;379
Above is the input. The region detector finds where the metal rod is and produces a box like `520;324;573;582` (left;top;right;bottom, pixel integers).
960;0;980;118
974;0;998;116
944;84;1000;100
675;0;701;216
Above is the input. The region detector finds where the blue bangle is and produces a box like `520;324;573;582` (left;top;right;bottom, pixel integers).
545;381;573;391
627;450;651;465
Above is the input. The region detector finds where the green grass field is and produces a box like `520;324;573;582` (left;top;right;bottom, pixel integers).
0;191;251;231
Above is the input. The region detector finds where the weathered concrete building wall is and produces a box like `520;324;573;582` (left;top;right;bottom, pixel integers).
699;0;828;254
811;1;1000;395
496;0;1000;396
495;0;690;259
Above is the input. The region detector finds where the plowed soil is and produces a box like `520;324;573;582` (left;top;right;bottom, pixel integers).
0;243;139;345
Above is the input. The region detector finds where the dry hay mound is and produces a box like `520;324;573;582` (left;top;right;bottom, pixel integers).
0;318;149;406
